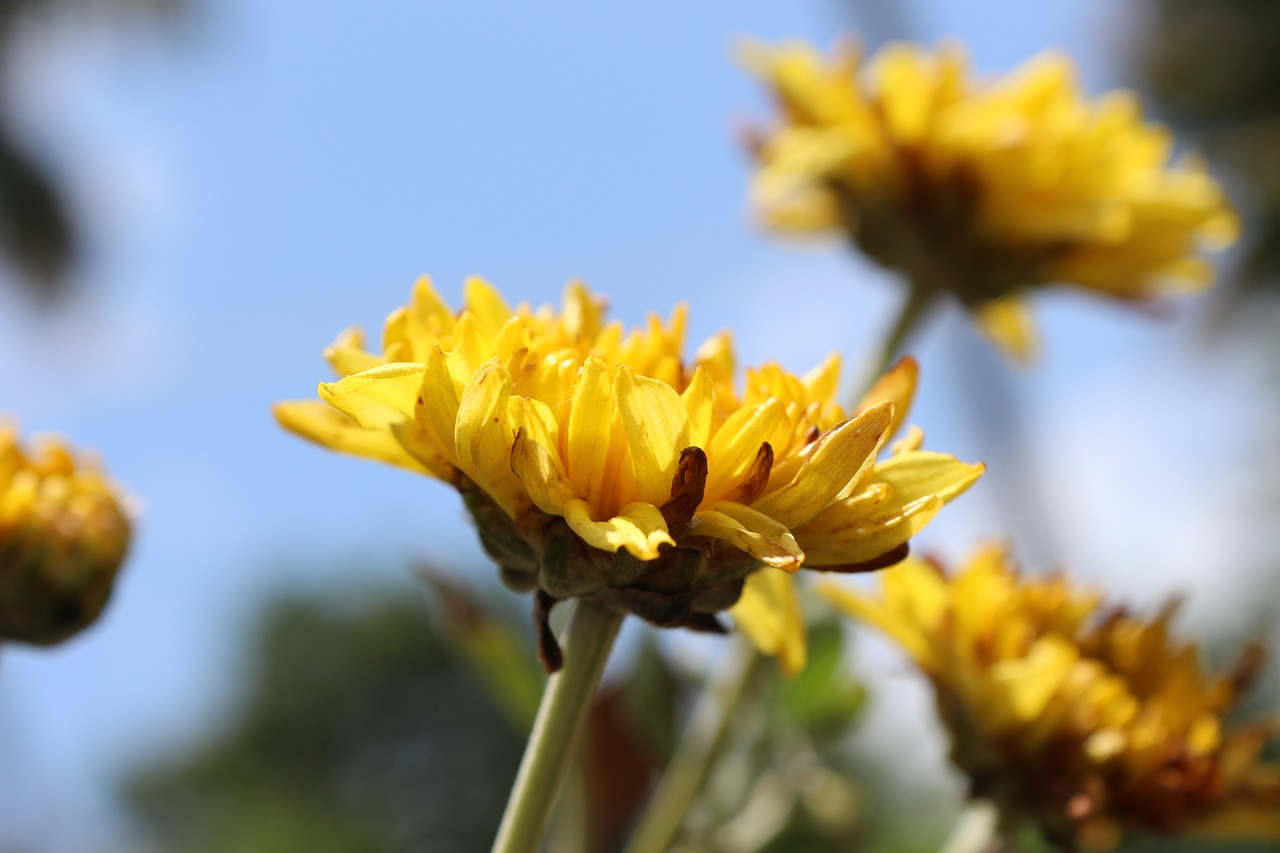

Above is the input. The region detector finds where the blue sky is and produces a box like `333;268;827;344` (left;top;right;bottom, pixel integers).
0;2;1270;849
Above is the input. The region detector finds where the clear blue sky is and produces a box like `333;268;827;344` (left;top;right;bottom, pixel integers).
0;2;1267;849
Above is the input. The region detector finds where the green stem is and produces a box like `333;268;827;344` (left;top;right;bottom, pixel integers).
854;284;937;404
622;638;764;853
491;600;625;853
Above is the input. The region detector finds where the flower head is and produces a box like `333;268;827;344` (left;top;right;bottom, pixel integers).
276;277;982;669
822;546;1280;850
743;39;1238;360
0;425;132;645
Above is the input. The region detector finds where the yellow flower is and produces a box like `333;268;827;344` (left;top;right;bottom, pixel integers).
822;546;1280;850
0;424;132;645
743;39;1238;361
275;277;982;669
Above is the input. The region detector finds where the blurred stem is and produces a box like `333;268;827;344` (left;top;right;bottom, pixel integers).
855;284;937;405
491;600;624;853
622;638;764;853
875;285;936;380
940;800;1005;853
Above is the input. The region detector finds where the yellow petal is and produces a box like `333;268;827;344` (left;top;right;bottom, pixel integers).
510;409;577;515
561;279;603;341
732;570;807;675
871;451;986;507
857;355;918;439
681;366;716;450
704;400;786;498
566;357;614;506
453;359;519;511
870;45;934;142
796;494;942;566
752;402;892;529
323;328;382;377
819;578;936;669
615;367;691;506
991;635;1078;721
273;401;434;474
563;498;673;560
693;501;803;571
463;275;514;335
416;346;462;464
973;297;1039;365
318;363;425;427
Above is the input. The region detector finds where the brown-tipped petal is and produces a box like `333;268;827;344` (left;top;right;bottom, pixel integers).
807;542;910;574
660;446;708;534
731;442;775;506
535;590;563;674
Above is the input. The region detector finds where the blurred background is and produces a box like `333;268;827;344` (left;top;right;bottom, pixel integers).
1;1;1277;850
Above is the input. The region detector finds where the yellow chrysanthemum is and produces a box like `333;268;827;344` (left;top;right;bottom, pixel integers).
0;424;132;645
743;39;1238;361
275;277;982;668
822;546;1280;850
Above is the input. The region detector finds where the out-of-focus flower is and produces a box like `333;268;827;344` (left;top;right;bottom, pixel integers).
0;425;132;645
822;546;1280;850
730;356;981;674
275;277;982;669
743;39;1238;361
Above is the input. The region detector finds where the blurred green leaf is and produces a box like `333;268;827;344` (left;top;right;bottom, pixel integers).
126;585;526;853
777;620;867;736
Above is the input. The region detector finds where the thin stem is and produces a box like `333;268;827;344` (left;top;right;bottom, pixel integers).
491;600;625;853
622;638;764;853
864;284;937;391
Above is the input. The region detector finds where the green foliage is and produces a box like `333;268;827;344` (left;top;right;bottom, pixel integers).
777;619;867;737
126;589;527;853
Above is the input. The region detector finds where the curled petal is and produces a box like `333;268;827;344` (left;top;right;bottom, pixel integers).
318;363;424;427
563;499;674;561
693;501;803;572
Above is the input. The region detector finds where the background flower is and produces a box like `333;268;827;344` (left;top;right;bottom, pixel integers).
0;425;132;645
822;545;1280;850
744;39;1238;360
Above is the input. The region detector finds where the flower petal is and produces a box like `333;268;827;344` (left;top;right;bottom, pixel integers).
509;396;574;515
752;401;892;529
454;359;520;512
323;328;382;377
856;355;918;439
704;400;786;499
615;367;690;506
732;569;807;675
871;450;986;507
566;357;614;505
464;275;515;335
318;363;425;427
273;401;436;474
416;346;462;465
797;494;942;566
819;576;937;669
973;296;1039;365
681;366;716;450
563;498;673;560
693;501;803;571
